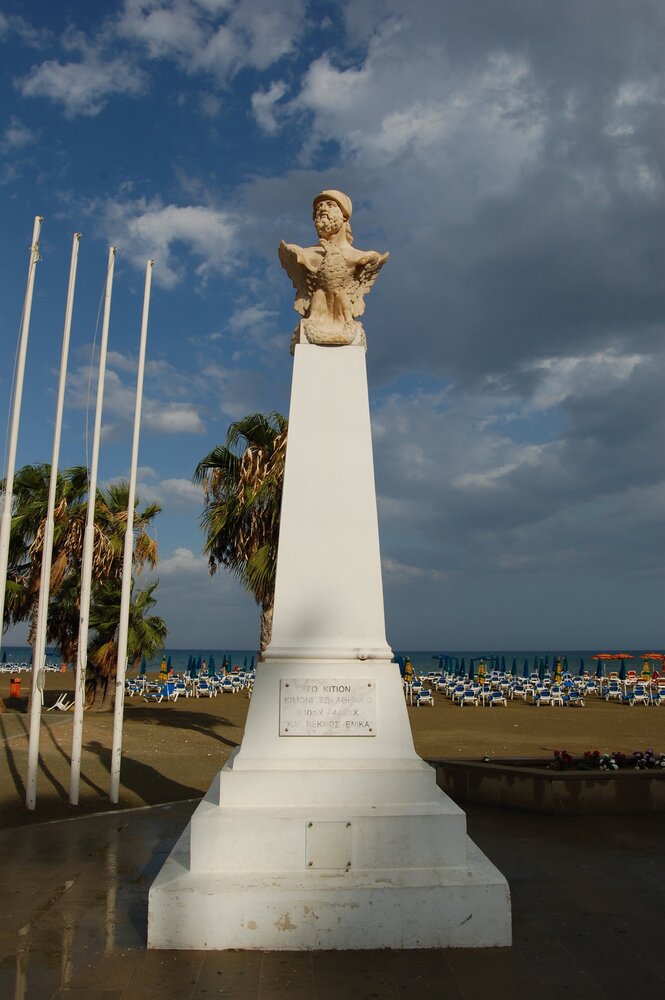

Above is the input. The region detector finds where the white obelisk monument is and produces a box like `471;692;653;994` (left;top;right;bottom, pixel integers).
149;191;511;949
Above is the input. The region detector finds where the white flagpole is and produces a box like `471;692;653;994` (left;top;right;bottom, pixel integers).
69;246;116;806
0;216;43;653
109;259;154;803
26;233;81;811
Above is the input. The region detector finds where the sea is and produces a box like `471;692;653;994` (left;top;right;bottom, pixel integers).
0;646;653;675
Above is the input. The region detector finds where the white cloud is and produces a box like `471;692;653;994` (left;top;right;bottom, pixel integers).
66;359;205;438
251;80;287;134
229;0;304;71
143;403;205;434
159;478;202;506
2;116;36;150
18;48;145;117
298;55;370;118
94;196;237;287
106;350;139;373
291;28;543;189
117;0;304;82
117;0;207;61
199;91;221;118
228;304;278;333
13;0;302;120
382;557;448;582
453;445;546;490
525;351;646;411
357;103;447;159
0;12;51;48
157;546;207;576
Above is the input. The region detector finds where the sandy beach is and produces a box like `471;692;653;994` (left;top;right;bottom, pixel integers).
1;670;664;828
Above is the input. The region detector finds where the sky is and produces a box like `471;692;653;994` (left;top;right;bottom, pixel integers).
1;0;664;652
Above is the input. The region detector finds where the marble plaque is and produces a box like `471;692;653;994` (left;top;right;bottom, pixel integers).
279;678;377;736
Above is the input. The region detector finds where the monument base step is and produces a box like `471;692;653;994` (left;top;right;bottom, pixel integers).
148;827;511;951
148;814;511;950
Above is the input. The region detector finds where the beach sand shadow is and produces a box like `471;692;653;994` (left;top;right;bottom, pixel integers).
0;714;26;800
125;706;240;750
85;740;202;804
42;719;107;798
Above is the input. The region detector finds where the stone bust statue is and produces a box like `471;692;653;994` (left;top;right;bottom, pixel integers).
279;190;389;352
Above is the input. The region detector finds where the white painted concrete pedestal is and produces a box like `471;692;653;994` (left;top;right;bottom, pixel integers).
148;346;511;950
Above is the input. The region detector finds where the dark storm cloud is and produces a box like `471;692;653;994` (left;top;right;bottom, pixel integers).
295;0;663;389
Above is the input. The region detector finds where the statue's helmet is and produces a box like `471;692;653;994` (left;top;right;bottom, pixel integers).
313;189;352;221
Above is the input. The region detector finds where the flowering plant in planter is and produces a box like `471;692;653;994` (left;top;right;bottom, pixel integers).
548;749;665;771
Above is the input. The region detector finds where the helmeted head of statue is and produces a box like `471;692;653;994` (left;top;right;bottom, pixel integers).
313;189;352;220
312;190;354;242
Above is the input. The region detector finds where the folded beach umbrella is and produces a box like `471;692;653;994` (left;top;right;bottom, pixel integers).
619;661;626;680
578;658;585;676
468;659;475;681
459;657;466;677
167;655;172;672
250;655;255;669
592;654;613;678
140;655;147;676
523;658;529;678
209;655;215;674
243;656;248;669
511;657;518;676
500;655;506;671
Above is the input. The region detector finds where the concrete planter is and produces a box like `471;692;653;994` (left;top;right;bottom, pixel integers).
428;757;665;815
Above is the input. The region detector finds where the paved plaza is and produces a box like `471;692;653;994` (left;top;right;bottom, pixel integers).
1;797;664;999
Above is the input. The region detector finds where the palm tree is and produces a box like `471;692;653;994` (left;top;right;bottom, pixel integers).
2;465;161;709
87;579;168;708
2;464;89;641
193;412;287;655
1;465;88;713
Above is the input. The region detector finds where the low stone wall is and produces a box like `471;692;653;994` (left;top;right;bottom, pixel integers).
427;757;665;815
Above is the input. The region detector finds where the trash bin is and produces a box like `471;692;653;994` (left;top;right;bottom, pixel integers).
9;677;21;698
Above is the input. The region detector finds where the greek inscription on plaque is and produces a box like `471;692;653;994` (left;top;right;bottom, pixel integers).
279;678;377;737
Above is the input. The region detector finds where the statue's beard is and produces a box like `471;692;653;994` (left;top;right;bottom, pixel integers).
315;213;341;238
